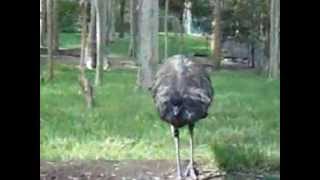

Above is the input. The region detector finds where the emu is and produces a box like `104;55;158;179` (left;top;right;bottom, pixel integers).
151;55;214;179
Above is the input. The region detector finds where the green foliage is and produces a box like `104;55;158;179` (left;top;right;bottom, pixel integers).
191;0;212;18
222;0;269;43
41;64;279;172
58;0;80;33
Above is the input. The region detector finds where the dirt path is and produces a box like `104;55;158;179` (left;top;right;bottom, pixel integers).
40;160;279;180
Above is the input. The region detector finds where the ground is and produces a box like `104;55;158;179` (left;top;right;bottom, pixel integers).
40;160;279;180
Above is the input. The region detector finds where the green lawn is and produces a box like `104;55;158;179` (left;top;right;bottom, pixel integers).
40;64;280;173
59;32;211;60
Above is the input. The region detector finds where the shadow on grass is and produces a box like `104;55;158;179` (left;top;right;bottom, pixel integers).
211;140;279;174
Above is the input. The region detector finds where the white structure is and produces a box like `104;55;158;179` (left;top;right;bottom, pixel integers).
183;1;192;34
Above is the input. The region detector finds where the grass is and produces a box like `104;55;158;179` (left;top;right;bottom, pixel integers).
60;33;81;49
40;64;280;173
59;32;211;60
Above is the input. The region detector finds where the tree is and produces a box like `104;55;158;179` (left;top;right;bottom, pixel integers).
79;0;94;108
119;0;126;38
182;0;192;34
269;0;280;79
52;0;60;52
212;0;222;68
106;0;115;44
85;1;97;69
128;0;135;57
136;0;159;89
128;0;138;58
164;0;170;61
40;0;47;47
94;0;107;86
47;0;54;80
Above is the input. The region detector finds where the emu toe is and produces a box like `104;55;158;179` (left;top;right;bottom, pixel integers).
184;163;198;180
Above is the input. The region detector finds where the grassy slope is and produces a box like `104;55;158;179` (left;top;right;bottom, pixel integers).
40;64;279;172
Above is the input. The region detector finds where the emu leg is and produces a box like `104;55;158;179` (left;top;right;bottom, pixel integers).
184;124;198;179
171;125;182;179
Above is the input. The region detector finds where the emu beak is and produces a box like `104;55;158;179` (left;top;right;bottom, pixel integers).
173;106;179;116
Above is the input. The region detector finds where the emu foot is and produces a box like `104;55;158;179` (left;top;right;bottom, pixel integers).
183;163;198;180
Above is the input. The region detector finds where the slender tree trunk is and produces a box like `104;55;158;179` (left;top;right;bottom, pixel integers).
85;2;97;69
183;0;192;35
257;15;266;72
40;0;47;47
106;0;113;44
250;43;255;68
128;0;134;57
212;0;222;68
95;0;107;86
133;0;139;59
110;0;116;42
179;19;184;54
269;0;280;79
80;2;88;69
119;0;126;38
52;0;59;52
164;0;170;62
47;0;54;80
79;0;94;108
128;0;137;58
136;0;159;89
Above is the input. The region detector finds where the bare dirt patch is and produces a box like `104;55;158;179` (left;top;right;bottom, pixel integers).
40;160;279;180
40;159;226;180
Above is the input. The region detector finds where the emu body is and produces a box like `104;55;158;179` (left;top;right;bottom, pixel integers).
151;55;214;179
152;55;213;128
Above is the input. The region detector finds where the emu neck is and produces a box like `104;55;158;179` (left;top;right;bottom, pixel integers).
173;58;189;77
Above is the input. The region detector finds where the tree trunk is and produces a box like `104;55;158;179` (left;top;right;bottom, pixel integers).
106;0;115;44
269;0;280;79
47;0;54;80
136;0;159;89
212;0;222;69
128;0;134;56
250;43;255;68
183;0;192;35
179;19;184;54
52;0;59;53
257;15;268;72
79;0;94;108
111;0;116;42
40;0;47;47
164;0;170;62
95;0;107;86
85;2;97;69
119;0;126;38
128;0;137;58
